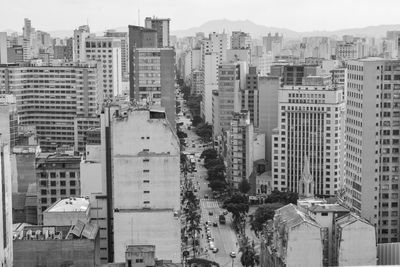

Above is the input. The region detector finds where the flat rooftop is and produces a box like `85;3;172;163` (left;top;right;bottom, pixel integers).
46;197;89;213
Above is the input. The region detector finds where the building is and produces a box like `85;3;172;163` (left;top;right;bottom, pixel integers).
200;52;219;123
7;45;24;64
263;33;283;53
251;46;274;76
335;42;357;60
261;201;376;267
35;148;81;224
0;143;13;267
85;36;123;99
258;76;280;164
213;63;242;137
0;32;7;64
42;197;90;226
73;25;91;62
241;66;259;127
145;17;171;48
13;220;100;267
231;31;251;50
0;62;102;152
112;108;181;263
104;30;129;81
226;112;254;188
0;95;18;149
272;76;346;197
271;64;320;86
343;58;400;243
132;47;176;128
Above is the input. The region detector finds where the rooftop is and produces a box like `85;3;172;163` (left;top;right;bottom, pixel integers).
308;203;349;213
45;197;89;213
126;245;156;253
275;204;320;230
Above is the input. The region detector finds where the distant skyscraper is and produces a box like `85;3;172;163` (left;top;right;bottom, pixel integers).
263;33;283;53
344;58;400;243
104;30;129;81
23;18;32;40
144;17;171;47
0;32;7;64
231;31;251;50
272;75;346;197
73;25;90;62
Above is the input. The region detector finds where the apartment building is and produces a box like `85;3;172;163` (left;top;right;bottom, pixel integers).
272;75;346;197
241;66;259;127
35;148;81;225
0;62;102;152
104;30;129;81
145;17;170;48
343;58;400;243
73;25;90;62
335;42;357;60
231;31;251;50
85;36;122;99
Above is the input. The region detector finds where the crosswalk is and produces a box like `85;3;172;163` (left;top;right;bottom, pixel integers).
200;199;221;209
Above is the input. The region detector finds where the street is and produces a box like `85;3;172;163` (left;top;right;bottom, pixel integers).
178;109;241;267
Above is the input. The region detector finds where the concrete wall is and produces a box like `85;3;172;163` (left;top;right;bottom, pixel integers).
160;49;176;129
286;223;323;267
113;211;181;263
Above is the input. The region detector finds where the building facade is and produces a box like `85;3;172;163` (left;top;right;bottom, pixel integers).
145;17;170;48
73;25;90;62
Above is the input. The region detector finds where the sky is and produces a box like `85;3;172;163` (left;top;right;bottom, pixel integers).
2;0;400;33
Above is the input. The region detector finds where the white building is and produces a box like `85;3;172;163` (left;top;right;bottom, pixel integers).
230;31;251;50
112;108;181;263
0;32;7;64
85;37;122;99
201;52;219;123
73;25;90;62
272;75;346;197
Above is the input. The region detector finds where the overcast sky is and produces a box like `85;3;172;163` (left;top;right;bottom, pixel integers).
2;0;400;33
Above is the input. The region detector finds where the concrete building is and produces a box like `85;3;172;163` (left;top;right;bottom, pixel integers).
183;48;201;83
85;36;123;99
0;95;18;149
43;197;90;226
35;148;81;224
0;62;102;152
261;201;377;267
272;76;346;197
226;112;254;188
258;76;280;164
191;70;202;95
13;220;100;267
272;64;320;86
251;46;274;76
0;144;13;267
241;66;259;127
145;17;170;48
231;31;251;50
200;52;219;123
73;25;91;62
111;108;181;263
105;30;129;81
263;33;283;53
335;42;357;60
132;47;176;128
0;32;7;64
7;45;24;64
213;63;242;137
343;58;400;243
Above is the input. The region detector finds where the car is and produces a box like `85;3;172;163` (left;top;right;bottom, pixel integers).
223;211;229;215
192;144;195;148
230;252;236;258
193;188;198;192
208;211;213;216
213;222;218;227
209;242;215;249
212;247;219;253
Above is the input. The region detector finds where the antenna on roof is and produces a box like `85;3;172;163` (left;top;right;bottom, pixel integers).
138;9;140;26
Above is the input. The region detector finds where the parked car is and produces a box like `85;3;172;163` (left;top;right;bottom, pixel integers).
219;215;226;224
209;211;213;216
230;252;236;258
212;247;219;253
213;222;218;227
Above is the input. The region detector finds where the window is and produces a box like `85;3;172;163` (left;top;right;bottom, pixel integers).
144;191;150;193
143;201;150;204
70;172;75;178
41;198;47;204
70;181;76;186
51;189;57;195
60;189;66;195
135;259;144;263
143;180;150;183
50;172;56;178
60;172;66;178
143;170;150;173
70;189;76;195
50;181;56;186
60;181;66;186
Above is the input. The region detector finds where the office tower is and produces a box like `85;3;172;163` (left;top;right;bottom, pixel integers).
335;41;357;60
0;62;102;152
241;66;259;127
262;32;283;53
105;30;129;81
343;58;400;243
231;31;251;50
0;32;7;64
85;37;122;99
23;18;32;40
258;76;279;166
144;17;170;47
131;47;176;128
128;25;157;101
226;112;254;188
111;108;180;263
212;63;242;137
73;25;90;62
272;75;345;197
35;148;81;225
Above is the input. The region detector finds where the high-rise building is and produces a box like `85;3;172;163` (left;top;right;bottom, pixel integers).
262;33;283;53
23;18;32;40
73;25;90;62
35;148;81;224
132;47;176;128
105;30;129;81
272;75;346;197
231;31;251;50
0;32;7;64
343;58;400;243
241;66;259;127
0;62;102;152
6;45;24;64
200;52;219;123
335;42;357;60
144;17;171;48
0;139;13;267
85;36;122;99
226;112;254;188
111;108;181;263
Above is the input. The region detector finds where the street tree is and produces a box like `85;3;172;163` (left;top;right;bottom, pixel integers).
238;178;251;194
250;203;285;235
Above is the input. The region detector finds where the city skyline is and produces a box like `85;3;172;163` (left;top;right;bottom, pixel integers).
2;0;400;34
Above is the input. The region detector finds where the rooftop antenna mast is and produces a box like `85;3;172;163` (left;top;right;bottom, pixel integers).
138;9;140;26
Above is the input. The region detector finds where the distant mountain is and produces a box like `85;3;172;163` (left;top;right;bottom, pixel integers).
171;19;300;38
303;24;400;38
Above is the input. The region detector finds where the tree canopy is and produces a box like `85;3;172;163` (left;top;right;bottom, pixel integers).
265;190;298;205
201;148;218;160
250;203;285;234
238;178;251;194
195;123;212;142
191;115;204;127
